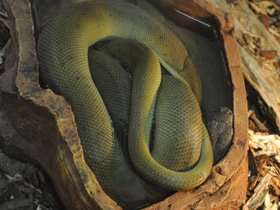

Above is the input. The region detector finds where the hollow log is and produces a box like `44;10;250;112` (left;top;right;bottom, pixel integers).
207;0;280;134
0;0;248;209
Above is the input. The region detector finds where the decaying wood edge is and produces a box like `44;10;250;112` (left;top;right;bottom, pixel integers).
142;1;248;209
0;0;121;209
0;0;248;209
208;0;280;134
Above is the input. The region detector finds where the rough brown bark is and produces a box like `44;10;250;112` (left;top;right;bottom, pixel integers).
208;0;280;134
0;0;248;209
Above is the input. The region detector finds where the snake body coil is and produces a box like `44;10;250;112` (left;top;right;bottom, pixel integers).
37;2;213;209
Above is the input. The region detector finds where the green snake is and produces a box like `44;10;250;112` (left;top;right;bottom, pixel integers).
37;1;213;209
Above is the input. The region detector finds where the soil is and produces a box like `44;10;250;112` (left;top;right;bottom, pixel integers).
0;150;64;210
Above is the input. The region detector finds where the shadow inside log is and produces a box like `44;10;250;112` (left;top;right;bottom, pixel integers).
0;0;248;209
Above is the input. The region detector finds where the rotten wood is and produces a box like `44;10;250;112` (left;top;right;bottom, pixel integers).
208;0;280;134
0;0;248;209
245;129;280;209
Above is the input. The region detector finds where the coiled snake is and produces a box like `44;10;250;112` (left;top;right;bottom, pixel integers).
37;1;213;209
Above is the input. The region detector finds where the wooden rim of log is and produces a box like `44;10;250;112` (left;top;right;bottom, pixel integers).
0;0;248;209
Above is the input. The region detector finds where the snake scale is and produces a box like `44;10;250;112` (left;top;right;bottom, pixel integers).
37;1;213;209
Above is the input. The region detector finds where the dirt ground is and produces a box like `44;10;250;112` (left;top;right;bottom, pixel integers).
0;149;63;210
